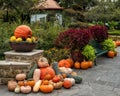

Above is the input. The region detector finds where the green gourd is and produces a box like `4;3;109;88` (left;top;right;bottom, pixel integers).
27;62;38;79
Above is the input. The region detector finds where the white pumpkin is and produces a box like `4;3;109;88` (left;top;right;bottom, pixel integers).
64;78;75;86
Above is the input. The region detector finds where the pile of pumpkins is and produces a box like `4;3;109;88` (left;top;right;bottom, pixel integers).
7;57;81;94
58;58;94;70
9;25;37;43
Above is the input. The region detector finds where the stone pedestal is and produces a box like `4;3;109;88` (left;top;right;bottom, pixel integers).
0;50;43;84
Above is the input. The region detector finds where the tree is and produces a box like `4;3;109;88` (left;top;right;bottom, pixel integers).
0;0;41;22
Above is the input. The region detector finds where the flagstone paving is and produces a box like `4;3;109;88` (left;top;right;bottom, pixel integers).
0;47;120;96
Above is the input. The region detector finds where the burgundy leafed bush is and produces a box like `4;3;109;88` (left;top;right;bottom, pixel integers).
89;25;108;42
55;28;91;50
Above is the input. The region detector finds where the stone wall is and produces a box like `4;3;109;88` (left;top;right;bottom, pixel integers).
0;50;43;84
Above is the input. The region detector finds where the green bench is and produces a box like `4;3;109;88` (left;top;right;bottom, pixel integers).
89;40;108;65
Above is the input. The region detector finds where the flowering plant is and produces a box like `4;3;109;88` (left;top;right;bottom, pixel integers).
55;28;91;50
89;25;108;42
43;48;70;63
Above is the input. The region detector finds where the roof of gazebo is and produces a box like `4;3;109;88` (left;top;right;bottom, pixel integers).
31;0;63;10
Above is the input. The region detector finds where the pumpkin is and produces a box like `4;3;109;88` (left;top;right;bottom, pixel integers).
37;57;49;68
20;86;31;94
70;71;77;76
52;75;61;83
74;61;81;69
18;81;25;86
88;61;93;68
49;81;63;89
33;80;42;92
8;80;17;91
14;25;32;39
33;69;41;82
107;51;115;58
64;78;75;86
26;80;35;87
44;74;52;80
16;73;26;81
63;79;72;89
42;80;49;85
58;59;71;68
81;61;89;69
40;84;54;93
59;67;73;74
66;58;74;67
40;67;55;80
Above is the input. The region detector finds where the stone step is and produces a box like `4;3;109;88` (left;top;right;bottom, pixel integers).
0;60;32;84
4;49;43;63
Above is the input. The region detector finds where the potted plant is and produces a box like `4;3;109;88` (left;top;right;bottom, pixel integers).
82;45;96;61
101;39;115;51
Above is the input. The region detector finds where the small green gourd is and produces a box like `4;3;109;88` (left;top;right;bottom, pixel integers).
27;62;38;79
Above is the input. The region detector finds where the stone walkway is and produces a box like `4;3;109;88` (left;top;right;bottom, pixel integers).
0;47;120;96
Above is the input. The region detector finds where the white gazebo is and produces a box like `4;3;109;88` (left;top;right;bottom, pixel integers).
30;0;63;25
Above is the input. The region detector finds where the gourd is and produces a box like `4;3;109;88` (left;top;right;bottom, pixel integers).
14;85;21;93
16;73;26;81
8;80;17;91
33;80;42;92
14;25;32;39
20;86;31;94
64;78;75;86
58;59;71;68
37;57;49;68
40;67;55;80
33;69;41;82
66;74;82;84
63;79;72;89
27;63;38;79
49;80;63;89
40;84;54;93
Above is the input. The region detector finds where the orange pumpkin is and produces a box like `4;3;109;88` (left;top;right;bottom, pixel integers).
66;58;74;67
88;61;93;68
14;25;32;39
74;61;81;69
44;74;52;80
42;80;49;85
26;80;35;87
81;61;89;69
63;80;72;89
40;67;55;80
107;51;115;58
58;59;71;68
18;81;25;86
40;84;54;93
52;75;61;83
